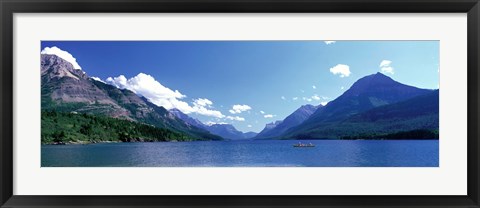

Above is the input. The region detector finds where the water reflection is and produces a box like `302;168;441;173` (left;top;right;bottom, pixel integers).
42;140;439;167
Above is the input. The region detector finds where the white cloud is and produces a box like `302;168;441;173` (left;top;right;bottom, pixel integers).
206;121;228;126
324;41;336;45
229;104;251;114
91;77;105;83
105;75;125;88
260;111;265;114
320;101;329;106
379;60;392;68
292;97;298;101
264;114;275;118
281;96;286;100
312;85;316;89
329;64;351;77
106;73;185;101
379;60;394;74
312;95;320;100
41;46;82;69
105;73;225;118
226;116;245;121
192;100;225;118
247;125;252;128
193;98;212;107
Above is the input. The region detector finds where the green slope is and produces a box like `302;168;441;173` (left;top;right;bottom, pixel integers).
41;110;214;144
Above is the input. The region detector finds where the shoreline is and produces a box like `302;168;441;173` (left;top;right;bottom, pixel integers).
44;140;122;145
42;138;439;145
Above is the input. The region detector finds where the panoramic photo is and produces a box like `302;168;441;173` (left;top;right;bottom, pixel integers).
40;41;439;167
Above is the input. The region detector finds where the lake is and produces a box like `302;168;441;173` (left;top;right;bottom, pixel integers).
41;140;439;167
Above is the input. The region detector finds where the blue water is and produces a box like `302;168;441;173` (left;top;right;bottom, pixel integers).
41;140;439;167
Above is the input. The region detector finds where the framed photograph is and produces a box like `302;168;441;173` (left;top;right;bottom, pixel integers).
1;0;479;207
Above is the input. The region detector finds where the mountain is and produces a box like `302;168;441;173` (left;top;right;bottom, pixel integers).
41;54;129;117
346;89;439;124
254;104;320;139
168;108;257;140
204;124;246;140
41;54;222;141
255;120;282;138
204;124;258;140
291;90;439;139
169;108;207;129
282;72;436;139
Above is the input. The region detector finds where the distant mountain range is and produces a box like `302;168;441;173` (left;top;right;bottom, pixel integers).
254;104;320;139
205;124;257;140
41;54;438;142
169;108;257;140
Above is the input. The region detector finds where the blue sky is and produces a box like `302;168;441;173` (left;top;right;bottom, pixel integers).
41;41;439;133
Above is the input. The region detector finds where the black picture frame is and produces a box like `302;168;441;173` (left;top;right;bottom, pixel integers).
1;0;479;207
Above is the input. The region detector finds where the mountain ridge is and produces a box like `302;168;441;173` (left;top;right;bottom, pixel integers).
41;54;222;141
282;72;434;138
290;90;439;139
254;104;320;139
168;109;258;140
